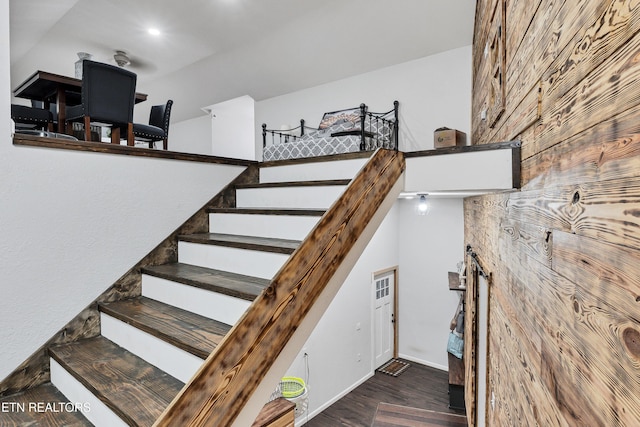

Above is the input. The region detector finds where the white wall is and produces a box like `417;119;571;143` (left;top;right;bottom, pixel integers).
1;5;247;379
0;149;245;382
405;149;516;193
1;0;9;141
282;196;465;423
168;45;471;158
255;46;472;158
285;204;399;422
255;46;471;421
169;114;213;155
168;95;257;158
206;95;256;160
397;197;464;369
256;46;471;377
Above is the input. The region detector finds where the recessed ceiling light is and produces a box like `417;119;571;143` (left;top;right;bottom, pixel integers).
148;28;161;36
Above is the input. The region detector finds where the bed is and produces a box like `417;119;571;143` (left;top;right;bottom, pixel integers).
262;101;398;161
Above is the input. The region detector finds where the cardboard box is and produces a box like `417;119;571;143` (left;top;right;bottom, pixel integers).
434;127;467;148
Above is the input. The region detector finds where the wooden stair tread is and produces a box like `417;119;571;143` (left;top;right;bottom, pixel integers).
142;263;269;301
207;207;326;216
99;296;231;359
49;336;184;427
235;178;351;189
0;383;92;426
178;232;300;254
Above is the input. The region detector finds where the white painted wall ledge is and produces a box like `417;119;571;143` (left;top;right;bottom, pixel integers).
403;141;521;195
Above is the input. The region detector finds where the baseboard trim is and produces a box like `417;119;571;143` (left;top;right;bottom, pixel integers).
301;371;375;424
300;356;449;424
397;353;448;372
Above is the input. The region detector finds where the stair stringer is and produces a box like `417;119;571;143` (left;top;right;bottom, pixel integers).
233;170;404;426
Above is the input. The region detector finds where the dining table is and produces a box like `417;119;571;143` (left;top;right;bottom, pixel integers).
13;70;148;133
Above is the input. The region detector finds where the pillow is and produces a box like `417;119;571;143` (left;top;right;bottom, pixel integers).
327;119;358;133
318;107;361;130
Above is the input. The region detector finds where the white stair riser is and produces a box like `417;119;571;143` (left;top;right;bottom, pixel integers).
50;359;128;427
100;313;203;383
260;158;368;183
209;213;319;240
142;274;251;325
178;241;289;279
236;186;346;209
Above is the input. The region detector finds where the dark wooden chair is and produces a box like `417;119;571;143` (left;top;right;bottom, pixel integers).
11;104;53;131
133;99;173;150
65;60;137;144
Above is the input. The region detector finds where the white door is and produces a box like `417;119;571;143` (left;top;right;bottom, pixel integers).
374;271;395;368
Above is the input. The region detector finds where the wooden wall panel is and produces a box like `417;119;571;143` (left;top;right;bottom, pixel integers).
522;102;640;189
477;0;563;146
472;40;492;143
504;0;540;73
481;0;624;149
549;232;640;425
541;1;640;103
473;0;497;74
463;258;478;426
469;0;640;424
487;0;507;129
507;176;640;250
503;0;562;107
531;31;640;158
485;80;541;146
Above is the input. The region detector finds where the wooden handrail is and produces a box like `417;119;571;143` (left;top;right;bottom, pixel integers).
154;148;405;427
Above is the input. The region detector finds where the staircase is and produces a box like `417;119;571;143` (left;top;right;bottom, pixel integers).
0;153;377;426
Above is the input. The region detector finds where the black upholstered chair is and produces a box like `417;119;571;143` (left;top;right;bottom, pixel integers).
31;99;57;116
65;60;137;144
11;104;53;131
133;100;173;150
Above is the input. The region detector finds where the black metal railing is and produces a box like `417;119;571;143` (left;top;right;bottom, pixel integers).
262;100;399;152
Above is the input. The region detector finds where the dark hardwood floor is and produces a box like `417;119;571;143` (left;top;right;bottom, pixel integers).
304;359;465;426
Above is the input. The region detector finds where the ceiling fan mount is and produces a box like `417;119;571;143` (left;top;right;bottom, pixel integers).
113;50;130;67
108;49;156;72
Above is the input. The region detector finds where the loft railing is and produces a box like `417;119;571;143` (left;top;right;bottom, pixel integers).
154;148;405;426
262;101;399;152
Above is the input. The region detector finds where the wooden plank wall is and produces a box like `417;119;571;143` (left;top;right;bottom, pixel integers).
467;0;640;425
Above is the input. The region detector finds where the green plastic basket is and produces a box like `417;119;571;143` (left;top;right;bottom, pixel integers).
279;377;306;398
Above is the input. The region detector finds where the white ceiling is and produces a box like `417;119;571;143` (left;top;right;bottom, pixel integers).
10;0;476;123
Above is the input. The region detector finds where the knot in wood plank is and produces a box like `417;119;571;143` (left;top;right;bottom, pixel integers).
623;327;640;359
